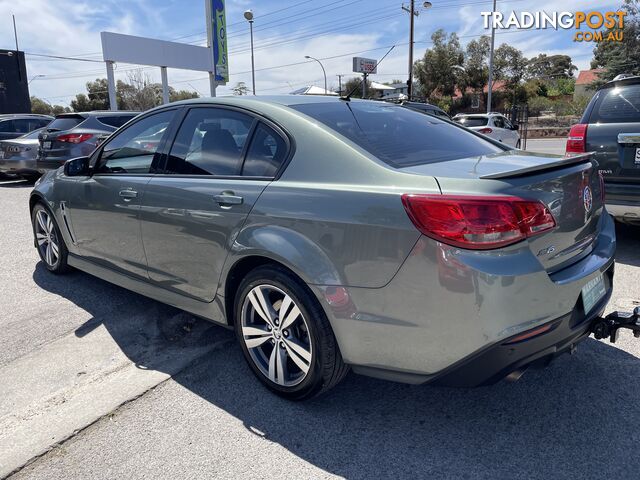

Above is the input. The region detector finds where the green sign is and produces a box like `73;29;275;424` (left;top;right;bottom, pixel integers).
212;0;228;83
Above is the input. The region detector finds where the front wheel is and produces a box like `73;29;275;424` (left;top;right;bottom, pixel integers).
234;265;348;400
31;203;71;274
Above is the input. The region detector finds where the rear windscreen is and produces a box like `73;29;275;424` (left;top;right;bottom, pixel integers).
589;84;640;123
290;102;502;168
455;116;489;127
47;116;84;131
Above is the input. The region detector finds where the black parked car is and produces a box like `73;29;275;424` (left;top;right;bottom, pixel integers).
37;111;138;172
566;74;640;224
399;101;451;119
0;114;52;141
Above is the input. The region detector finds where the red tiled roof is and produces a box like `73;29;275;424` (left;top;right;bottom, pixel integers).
576;69;605;85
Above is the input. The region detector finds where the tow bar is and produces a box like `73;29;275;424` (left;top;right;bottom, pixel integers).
591;307;640;343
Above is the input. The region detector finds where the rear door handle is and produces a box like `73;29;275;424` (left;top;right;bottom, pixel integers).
214;192;243;206
119;189;138;200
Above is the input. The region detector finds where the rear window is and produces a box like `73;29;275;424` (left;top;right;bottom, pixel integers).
589;84;640;123
97;114;137;128
47;116;84;131
455;116;489;127
290;102;501;167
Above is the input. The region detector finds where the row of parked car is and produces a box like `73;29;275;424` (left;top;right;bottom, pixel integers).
0;111;138;181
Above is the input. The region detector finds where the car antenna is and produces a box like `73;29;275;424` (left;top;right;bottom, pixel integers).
340;45;396;101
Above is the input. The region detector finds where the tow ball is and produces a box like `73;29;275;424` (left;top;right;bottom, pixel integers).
591;307;640;343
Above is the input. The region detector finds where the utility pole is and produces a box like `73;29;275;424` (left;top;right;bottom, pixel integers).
362;73;368;98
337;74;344;95
486;0;497;113
12;15;21;81
403;1;417;100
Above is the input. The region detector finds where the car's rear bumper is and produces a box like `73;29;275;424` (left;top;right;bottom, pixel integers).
0;158;41;175
312;212;616;384
605;182;640;221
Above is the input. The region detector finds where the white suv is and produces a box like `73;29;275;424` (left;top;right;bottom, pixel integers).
453;113;521;148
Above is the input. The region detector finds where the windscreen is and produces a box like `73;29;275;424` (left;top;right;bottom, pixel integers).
47;116;84;131
290;102;502;167
589;83;640;123
455;116;489;127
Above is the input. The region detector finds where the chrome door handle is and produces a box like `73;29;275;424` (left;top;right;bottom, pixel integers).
119;189;138;200
214;193;243;206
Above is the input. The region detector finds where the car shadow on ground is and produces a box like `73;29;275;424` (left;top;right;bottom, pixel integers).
615;222;640;268
31;226;640;478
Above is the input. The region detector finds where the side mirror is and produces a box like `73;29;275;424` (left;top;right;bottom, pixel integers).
511;123;519;130
63;156;91;177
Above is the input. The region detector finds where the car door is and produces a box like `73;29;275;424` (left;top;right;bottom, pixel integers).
61;109;177;279
491;116;506;143
501;116;519;147
139;106;289;302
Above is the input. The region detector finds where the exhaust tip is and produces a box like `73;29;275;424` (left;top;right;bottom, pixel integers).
505;368;527;382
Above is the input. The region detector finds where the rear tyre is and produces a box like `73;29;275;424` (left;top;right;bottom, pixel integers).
31;203;71;274
234;265;349;400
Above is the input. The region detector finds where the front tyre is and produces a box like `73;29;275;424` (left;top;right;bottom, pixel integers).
234;265;348;400
31;203;71;274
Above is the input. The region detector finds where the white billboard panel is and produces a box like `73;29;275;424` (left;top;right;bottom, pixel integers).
101;32;214;72
353;57;377;74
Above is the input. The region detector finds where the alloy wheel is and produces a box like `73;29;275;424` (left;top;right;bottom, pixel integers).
34;209;60;268
240;284;313;387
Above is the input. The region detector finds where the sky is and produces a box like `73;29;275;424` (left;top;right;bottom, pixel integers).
0;0;625;106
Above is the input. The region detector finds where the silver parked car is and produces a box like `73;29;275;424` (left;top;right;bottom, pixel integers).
0;128;45;181
30;96;614;400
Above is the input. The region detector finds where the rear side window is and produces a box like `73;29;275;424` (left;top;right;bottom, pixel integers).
455;116;489;127
47;116;84;131
589;84;640;123
165;107;254;176
291;102;501;168
242;123;288;177
98;116;128;128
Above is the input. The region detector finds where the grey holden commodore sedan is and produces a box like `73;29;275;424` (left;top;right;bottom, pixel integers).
30;96;615;400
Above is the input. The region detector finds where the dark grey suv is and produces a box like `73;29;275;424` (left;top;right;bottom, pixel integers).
566;75;640;223
37;111;138;172
0;114;52;141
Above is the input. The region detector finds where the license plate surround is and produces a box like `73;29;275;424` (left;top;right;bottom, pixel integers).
581;274;606;314
42;141;51;150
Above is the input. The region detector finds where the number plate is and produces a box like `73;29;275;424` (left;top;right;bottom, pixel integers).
43;141;51;150
635;148;640;165
581;274;606;314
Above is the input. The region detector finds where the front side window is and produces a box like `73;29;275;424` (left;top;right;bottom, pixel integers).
493;116;504;128
291;102;502;168
165;107;253;175
0;120;13;132
97;109;175;174
242;123;288;177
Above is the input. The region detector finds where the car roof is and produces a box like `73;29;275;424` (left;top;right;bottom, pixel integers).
598;75;640;90
0;113;53;119
166;95;385;108
54;111;139;118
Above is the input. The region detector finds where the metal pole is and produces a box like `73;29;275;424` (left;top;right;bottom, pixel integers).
205;0;217;97
486;0;497;113
160;66;169;104
337;74;343;95
363;73;368;98
306;56;327;94
105;61;117;110
407;0;415;100
249;21;256;95
13;15;21;81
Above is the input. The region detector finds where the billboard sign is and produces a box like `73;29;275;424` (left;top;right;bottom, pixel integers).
212;0;229;83
353;57;377;74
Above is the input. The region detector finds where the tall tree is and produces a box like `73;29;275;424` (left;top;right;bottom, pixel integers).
590;0;640;81
464;35;491;93
494;44;528;101
527;54;577;79
232;82;250;95
414;29;464;99
342;77;371;98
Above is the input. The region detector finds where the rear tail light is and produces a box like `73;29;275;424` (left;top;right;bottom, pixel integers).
401;194;556;250
56;133;94;144
478;127;493;134
565;123;587;155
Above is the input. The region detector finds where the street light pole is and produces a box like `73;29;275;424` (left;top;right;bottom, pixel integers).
244;10;256;95
28;74;45;85
486;0;497;113
304;55;327;94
